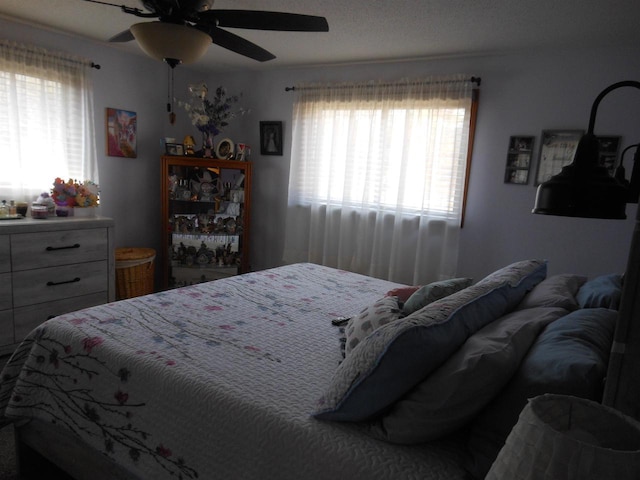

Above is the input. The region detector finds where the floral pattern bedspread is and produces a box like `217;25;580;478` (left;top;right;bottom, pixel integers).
0;263;470;480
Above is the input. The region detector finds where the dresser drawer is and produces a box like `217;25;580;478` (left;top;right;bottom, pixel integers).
0;236;9;273
0;272;11;310
14;292;107;342
11;228;108;271
0;309;13;347
12;260;108;308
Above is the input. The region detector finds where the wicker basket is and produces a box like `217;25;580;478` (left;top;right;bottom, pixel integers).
115;247;156;300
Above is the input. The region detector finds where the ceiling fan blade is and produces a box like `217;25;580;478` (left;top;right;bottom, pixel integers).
109;29;135;42
202;10;329;32
202;26;276;62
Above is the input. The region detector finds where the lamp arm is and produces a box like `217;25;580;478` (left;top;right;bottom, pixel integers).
587;80;640;134
620;143;640;168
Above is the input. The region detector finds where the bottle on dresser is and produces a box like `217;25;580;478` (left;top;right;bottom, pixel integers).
0;200;9;218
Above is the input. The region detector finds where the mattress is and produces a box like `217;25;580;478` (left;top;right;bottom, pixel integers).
0;263;470;479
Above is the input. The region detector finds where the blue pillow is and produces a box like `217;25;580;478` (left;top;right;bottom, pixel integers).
466;307;616;479
576;274;623;309
313;260;547;422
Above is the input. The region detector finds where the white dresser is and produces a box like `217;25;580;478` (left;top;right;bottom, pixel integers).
0;216;115;355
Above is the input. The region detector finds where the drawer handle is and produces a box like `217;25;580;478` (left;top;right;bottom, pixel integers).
46;277;81;286
46;243;81;251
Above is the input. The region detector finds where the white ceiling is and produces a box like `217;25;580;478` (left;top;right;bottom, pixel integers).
1;0;640;72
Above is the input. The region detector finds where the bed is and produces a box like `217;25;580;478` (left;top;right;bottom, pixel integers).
0;261;624;479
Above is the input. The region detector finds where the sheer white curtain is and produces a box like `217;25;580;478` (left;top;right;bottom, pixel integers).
0;40;98;202
283;75;476;285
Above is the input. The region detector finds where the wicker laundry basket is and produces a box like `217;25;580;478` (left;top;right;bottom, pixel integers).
115;247;156;300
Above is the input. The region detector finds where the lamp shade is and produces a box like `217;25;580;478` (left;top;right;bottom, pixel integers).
130;22;211;65
532;133;628;219
617;143;640;203
487;394;640;479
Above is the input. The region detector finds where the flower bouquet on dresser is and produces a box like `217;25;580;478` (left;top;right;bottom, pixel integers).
50;178;99;217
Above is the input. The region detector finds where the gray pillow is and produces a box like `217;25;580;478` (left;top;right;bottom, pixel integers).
516;274;587;311
402;277;473;314
370;306;567;443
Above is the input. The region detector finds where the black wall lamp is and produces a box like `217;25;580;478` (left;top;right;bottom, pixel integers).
533;81;640;219
532;80;640;420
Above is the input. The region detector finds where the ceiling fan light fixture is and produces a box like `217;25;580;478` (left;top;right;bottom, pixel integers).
130;22;211;65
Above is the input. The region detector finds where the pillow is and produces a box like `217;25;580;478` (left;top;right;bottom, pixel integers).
370;306;567;444
516;274;587;311
385;286;421;303
402;277;473;314
313;259;547;422
344;296;404;356
466;307;617;479
576;274;623;309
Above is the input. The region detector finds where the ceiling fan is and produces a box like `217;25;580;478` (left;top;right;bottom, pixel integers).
85;0;329;67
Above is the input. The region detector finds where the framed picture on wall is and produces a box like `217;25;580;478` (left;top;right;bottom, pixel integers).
596;135;621;176
504;135;535;185
260;121;283;155
535;130;584;185
106;108;137;158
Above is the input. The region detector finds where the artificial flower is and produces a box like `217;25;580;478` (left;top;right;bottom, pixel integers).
178;84;247;136
51;178;99;207
51;178;77;206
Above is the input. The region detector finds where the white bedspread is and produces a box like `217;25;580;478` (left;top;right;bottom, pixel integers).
0;263;470;479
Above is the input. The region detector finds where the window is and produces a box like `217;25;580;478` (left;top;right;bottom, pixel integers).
0;41;98;202
309;105;469;215
284;75;479;285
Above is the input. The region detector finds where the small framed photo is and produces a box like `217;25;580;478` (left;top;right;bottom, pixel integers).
504;136;534;185
216;138;234;159
236;143;249;161
106;108;137;158
535;130;584;185
596;136;621;176
165;143;184;156
260;121;283;156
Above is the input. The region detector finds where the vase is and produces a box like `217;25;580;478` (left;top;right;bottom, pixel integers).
202;131;215;158
55;204;73;217
74;206;96;217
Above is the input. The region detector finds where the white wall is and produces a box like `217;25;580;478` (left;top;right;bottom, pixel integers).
3;16;639;285
213;48;640;282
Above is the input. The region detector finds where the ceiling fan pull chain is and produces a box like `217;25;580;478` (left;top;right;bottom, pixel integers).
168;66;176;125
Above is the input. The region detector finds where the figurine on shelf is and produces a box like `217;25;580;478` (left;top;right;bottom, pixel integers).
183;135;196;155
190;169;222;201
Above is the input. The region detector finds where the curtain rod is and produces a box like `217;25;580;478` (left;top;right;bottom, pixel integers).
0;40;101;69
285;76;481;92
